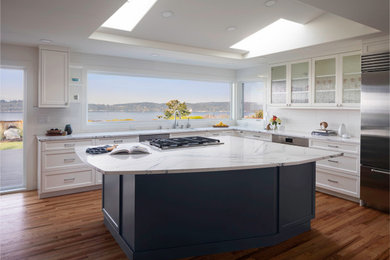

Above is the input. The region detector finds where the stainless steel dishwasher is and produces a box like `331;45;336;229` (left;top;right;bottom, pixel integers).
272;134;309;147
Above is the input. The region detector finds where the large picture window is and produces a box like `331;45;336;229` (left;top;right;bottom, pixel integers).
87;73;231;123
242;81;266;119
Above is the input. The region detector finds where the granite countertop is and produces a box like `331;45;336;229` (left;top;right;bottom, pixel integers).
37;126;360;144
75;135;342;175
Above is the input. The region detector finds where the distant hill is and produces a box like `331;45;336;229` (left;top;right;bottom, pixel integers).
0;100;23;112
88;102;230;112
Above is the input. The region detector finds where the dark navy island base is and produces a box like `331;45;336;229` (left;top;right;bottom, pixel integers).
102;163;316;260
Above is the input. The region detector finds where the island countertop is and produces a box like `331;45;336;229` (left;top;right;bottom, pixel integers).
75;135;342;175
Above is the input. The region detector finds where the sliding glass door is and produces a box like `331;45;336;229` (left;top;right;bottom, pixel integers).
0;68;25;192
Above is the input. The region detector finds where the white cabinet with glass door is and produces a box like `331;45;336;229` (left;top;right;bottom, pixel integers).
312;55;337;106
290;60;311;106
339;52;361;107
269;65;288;106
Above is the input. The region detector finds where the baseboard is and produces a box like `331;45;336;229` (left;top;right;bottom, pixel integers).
39;185;102;198
316;187;359;203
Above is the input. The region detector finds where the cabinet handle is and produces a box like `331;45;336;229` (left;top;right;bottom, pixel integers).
64;158;75;163
64;143;75;147
328;159;339;163
253;135;261;138
113;140;123;143
328;145;339;148
327;179;339;183
371;169;390;174
64;177;75;182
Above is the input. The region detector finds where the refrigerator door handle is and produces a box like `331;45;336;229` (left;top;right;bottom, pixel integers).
371;168;390;175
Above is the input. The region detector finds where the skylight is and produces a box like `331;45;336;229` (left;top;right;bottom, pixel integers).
101;0;158;32
230;19;304;56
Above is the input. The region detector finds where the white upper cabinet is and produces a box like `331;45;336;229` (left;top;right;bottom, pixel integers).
312;56;337;106
340;52;361;106
269;65;287;106
39;45;69;108
268;51;361;109
290;60;310;106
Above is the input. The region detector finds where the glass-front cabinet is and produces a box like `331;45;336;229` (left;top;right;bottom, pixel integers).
290;61;310;105
313;56;337;105
270;65;287;105
341;52;361;105
268;51;361;109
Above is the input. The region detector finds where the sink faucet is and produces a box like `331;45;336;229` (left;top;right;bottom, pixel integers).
186;118;191;128
172;110;179;129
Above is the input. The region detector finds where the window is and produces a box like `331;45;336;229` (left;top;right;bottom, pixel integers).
87;73;231;123
242;81;265;119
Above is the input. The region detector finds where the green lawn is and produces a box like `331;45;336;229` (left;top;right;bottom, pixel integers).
0;141;23;150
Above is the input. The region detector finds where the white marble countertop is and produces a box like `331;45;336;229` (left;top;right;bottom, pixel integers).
37;126;359;144
75;135;343;175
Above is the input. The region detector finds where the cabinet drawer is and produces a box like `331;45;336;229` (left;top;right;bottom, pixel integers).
316;169;359;197
243;131;272;141
42;151;87;172
206;130;234;137
43;139;94;151
96;136;138;145
43;170;95;192
310;139;359;154
317;154;359;175
170;131;206;138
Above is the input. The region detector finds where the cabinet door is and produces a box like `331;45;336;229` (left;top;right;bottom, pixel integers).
313;56;337;106
270;65;287;105
290;61;310;105
341;53;361;106
39;48;69;107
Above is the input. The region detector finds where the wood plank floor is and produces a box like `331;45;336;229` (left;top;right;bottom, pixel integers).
1;191;388;260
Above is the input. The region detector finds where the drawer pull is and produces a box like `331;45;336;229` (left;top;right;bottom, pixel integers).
113;140;123;143
64;177;75;182
328;144;339;148
64;144;75;147
64;158;75;163
328;159;339;163
327;179;339;184
253;135;261;138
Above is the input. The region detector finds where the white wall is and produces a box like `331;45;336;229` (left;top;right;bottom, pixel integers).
1;44;236;190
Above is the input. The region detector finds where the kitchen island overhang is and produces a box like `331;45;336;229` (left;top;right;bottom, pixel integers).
76;136;342;260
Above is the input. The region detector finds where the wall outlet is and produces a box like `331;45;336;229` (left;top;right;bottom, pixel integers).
73;94;79;101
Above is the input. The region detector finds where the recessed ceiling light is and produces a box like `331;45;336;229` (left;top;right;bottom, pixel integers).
226;26;237;32
161;10;174;18
101;0;157;32
40;39;52;44
264;0;277;7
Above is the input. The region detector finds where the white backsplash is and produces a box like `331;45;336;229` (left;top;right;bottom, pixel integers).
238;108;361;137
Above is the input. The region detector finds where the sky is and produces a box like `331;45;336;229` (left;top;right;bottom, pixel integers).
88;73;231;105
1;68;24;101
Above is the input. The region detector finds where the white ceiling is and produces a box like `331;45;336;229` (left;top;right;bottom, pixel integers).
1;0;388;69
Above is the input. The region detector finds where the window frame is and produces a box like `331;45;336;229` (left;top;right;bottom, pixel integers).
239;79;267;121
84;69;234;129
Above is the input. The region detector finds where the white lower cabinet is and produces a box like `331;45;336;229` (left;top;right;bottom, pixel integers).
96;171;103;184
38;138;101;198
310;139;360;200
43;169;95;193
235;130;272;142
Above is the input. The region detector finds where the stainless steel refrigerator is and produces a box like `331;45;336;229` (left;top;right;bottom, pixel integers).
360;52;390;213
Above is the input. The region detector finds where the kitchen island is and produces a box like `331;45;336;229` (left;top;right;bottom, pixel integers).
76;135;342;260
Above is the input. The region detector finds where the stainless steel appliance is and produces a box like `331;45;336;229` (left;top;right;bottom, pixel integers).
360;52;390;213
147;136;222;150
272;134;309;147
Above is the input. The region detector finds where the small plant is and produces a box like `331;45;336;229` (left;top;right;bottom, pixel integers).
269;115;282;129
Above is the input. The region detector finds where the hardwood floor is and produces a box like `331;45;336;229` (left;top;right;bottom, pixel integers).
1;191;388;260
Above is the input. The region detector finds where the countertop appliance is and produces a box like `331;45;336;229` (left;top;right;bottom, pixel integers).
147;136;222;150
272;134;309;147
360;52;390;213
